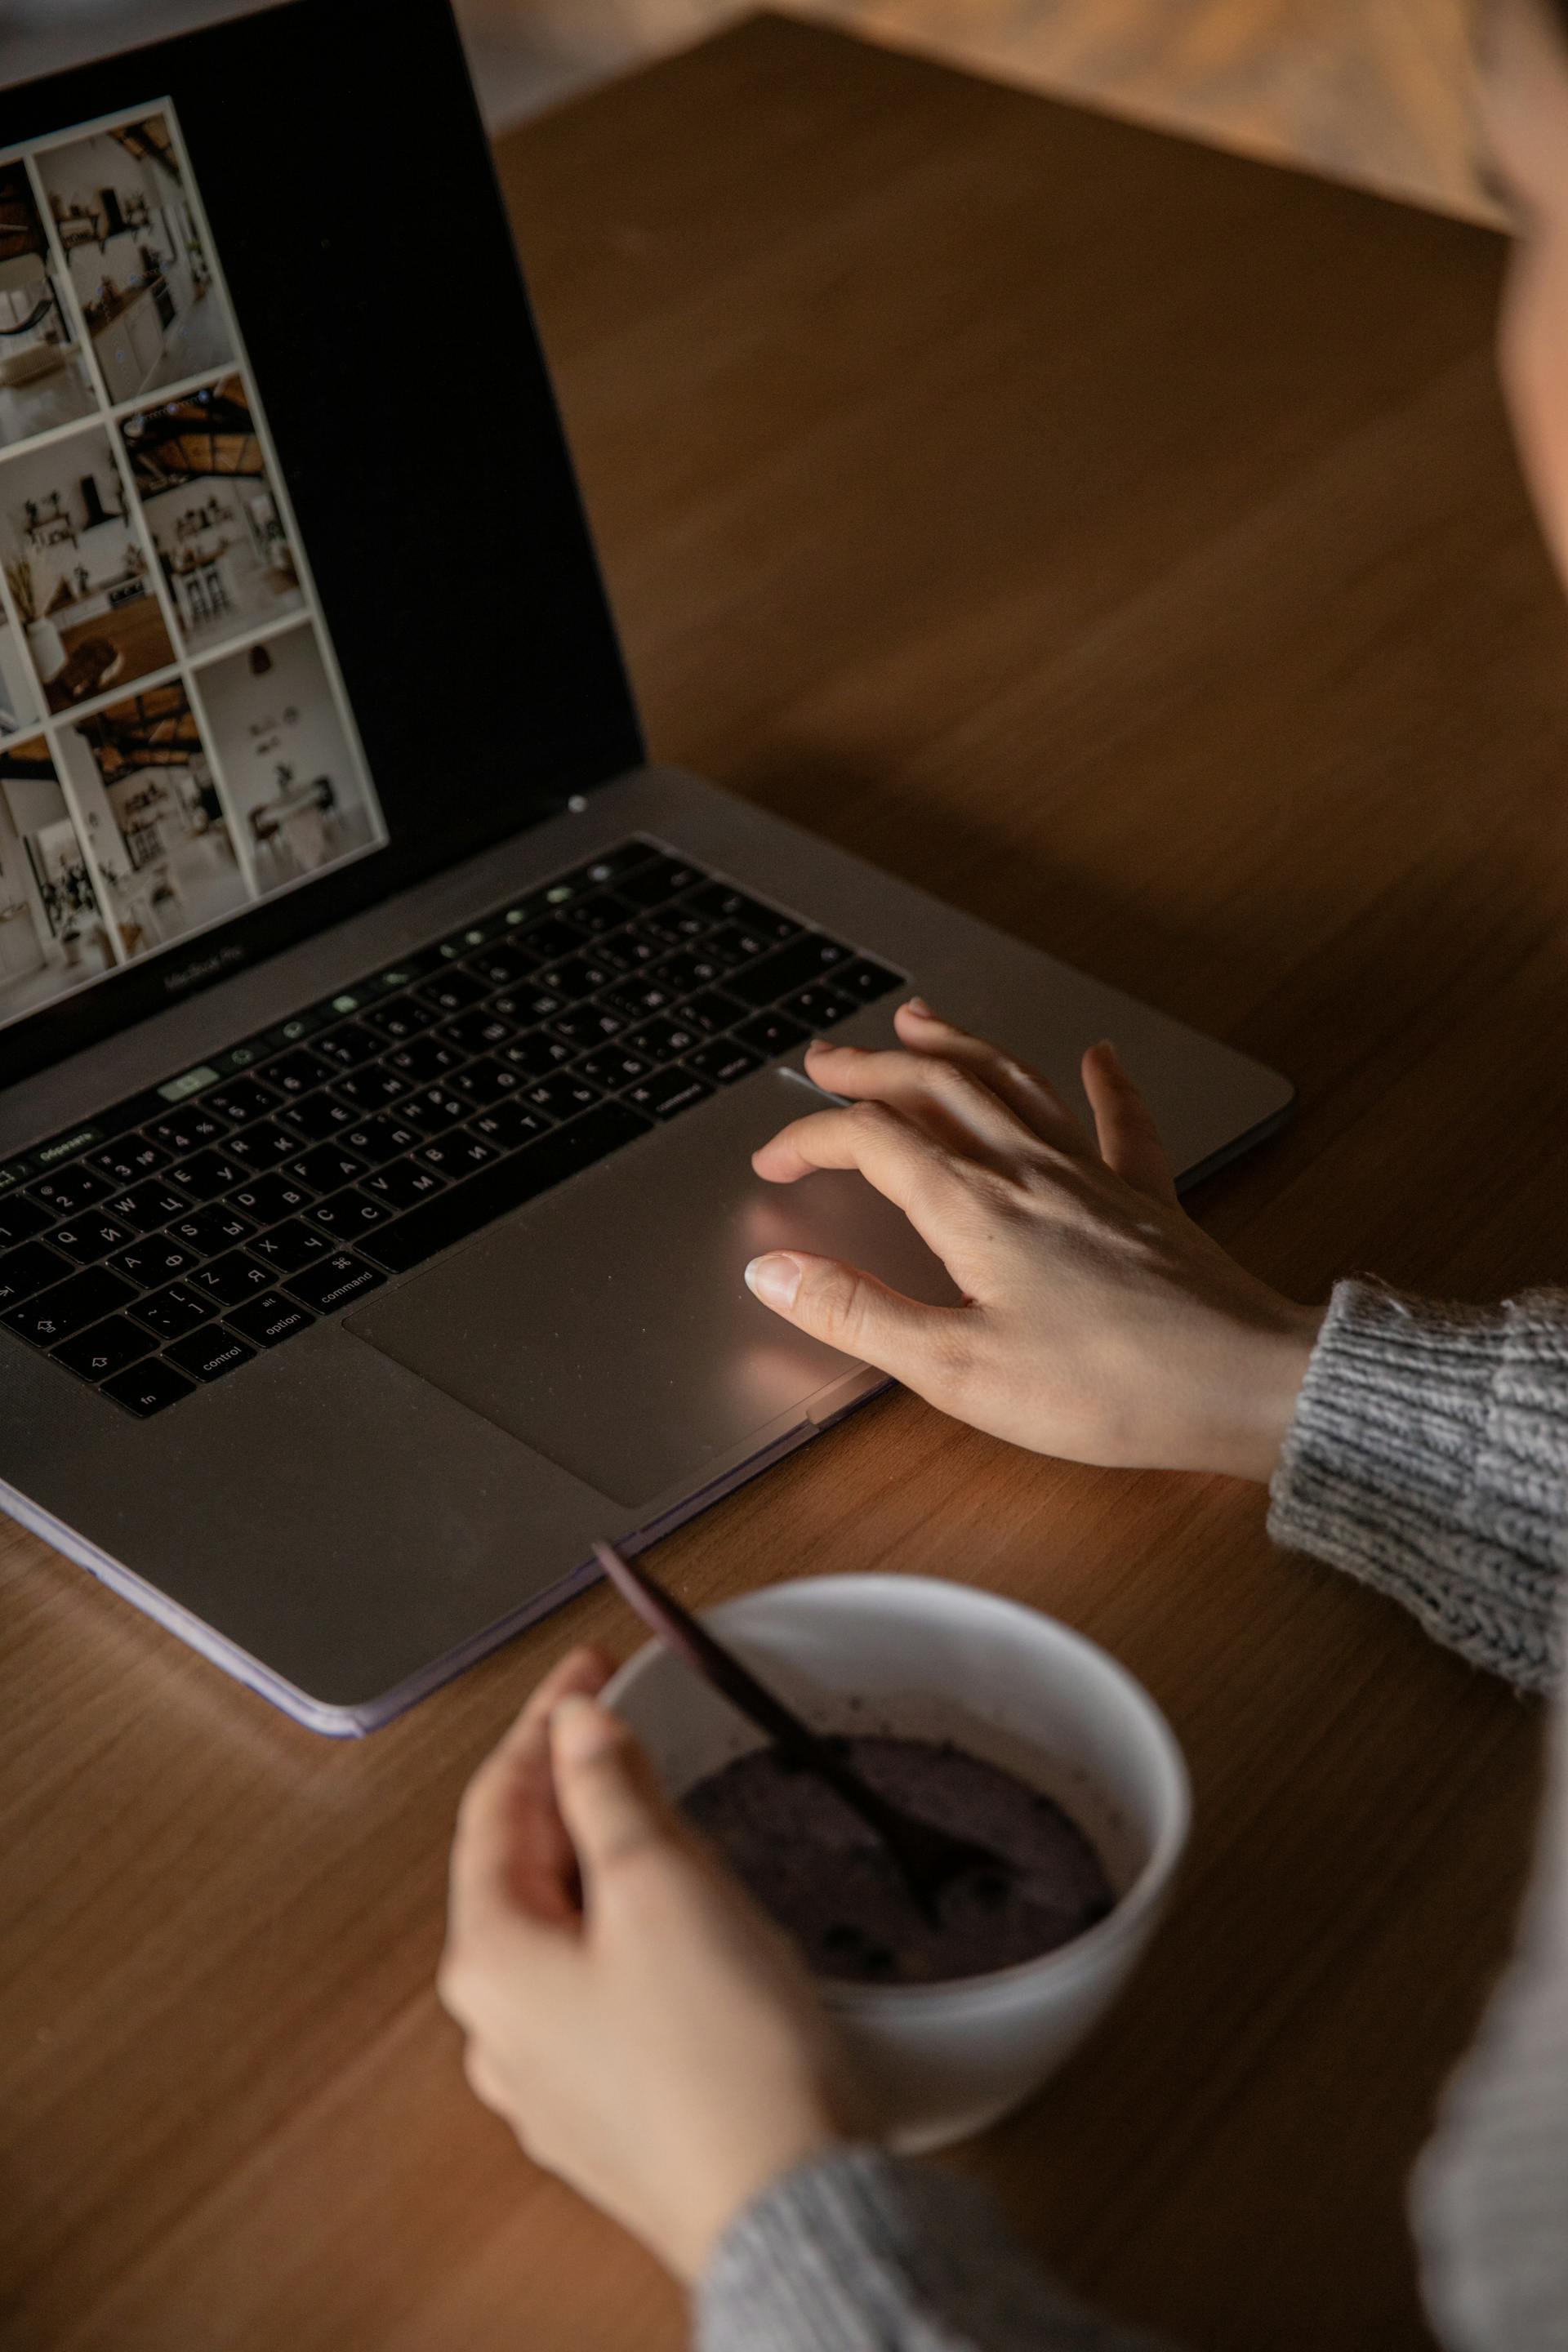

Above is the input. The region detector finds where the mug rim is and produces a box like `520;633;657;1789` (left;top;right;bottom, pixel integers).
601;1570;1192;2006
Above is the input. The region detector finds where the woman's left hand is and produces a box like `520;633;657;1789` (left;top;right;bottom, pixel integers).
439;1646;844;2278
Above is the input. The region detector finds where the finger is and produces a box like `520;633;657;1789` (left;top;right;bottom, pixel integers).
1080;1040;1179;1205
745;1249;970;1386
800;1036;1036;1163
550;1696;690;1901
750;1099;968;1250
891;1000;1092;1157
452;1646;615;1936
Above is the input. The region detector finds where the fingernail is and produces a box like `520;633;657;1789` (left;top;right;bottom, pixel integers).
550;1692;617;1763
1094;1037;1120;1059
745;1252;803;1310
903;996;933;1016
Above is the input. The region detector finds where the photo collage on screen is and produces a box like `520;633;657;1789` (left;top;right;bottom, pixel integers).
0;102;385;1034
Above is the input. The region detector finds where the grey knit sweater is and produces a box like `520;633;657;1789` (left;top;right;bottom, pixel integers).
696;1281;1568;2352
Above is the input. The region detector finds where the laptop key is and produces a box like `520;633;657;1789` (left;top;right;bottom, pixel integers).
360;997;440;1043
415;1132;498;1179
683;988;749;1036
105;1180;194;1232
577;1046;653;1090
189;1250;276;1308
226;1171;316;1224
282;1250;385;1315
168;1203;257;1256
506;917;580;965
287;1143;369;1194
0;1240;74;1308
51;1315;154;1383
537;953;616;1000
110;1236;200;1289
128;1281;214;1341
224;1290;318;1348
600;976;677;1022
385;1037;464;1084
561;889;635;937
29;1165;112;1218
686;1039;764;1086
414;968;490;1016
466;1101;550;1151
734;1009;809;1059
835;957;904;1003
42;1214;135;1267
254;1045;338;1095
280;1091;360;1140
491;984;566;1026
146;1107;229;1154
331;1067;411;1112
247;1218;335;1275
650;948;728;995
363;1159;448;1211
314;1020;385;1068
0;1195;53;1248
624;1069;715;1120
439;1007;517;1057
780;982;858;1030
206;1077;282;1125
226;1120;299;1168
463;942;537;989
338;1116;421;1167
168;1147;248;1201
614;856;702;908
360;1102;653;1277
549;1004;626;1051
724;934;853;1007
90;1135;171;1187
621;1016;703;1064
501;1031;573;1080
610;922;667;967
684;883;800;940
306;1187;391;1238
101;1357;198;1417
163;1325;256;1383
403;1085;472;1130
452;1055;524;1106
3;1265;137;1345
523;1072;604;1120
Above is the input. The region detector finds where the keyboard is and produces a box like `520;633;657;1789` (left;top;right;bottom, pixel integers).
0;838;903;1417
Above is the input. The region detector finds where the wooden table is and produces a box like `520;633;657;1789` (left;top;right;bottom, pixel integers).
3;17;1561;2349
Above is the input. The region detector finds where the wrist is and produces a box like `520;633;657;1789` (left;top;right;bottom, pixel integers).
1216;1300;1325;1483
664;2114;842;2283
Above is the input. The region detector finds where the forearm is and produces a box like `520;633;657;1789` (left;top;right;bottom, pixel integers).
696;2146;1173;2352
1268;1281;1568;1693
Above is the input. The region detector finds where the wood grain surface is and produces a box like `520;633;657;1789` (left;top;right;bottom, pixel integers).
2;17;1562;2350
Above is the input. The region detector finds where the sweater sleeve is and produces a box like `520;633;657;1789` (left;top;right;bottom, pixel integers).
694;2146;1173;2352
1267;1281;1568;1694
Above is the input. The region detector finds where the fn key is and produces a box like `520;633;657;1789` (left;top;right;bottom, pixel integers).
101;1358;197;1417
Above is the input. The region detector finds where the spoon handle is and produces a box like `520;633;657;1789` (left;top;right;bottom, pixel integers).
594;1540;833;1763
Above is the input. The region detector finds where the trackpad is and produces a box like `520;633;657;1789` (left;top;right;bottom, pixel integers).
345;1071;959;1508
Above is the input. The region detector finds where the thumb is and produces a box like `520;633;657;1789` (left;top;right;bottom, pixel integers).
744;1250;961;1384
550;1695;683;1889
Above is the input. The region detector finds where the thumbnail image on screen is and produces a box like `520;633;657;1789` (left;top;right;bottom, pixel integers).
0;102;385;1036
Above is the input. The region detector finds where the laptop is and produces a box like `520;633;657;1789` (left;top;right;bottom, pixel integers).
0;0;1293;1735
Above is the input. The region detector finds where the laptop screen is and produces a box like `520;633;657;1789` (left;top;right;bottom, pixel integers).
0;0;643;1093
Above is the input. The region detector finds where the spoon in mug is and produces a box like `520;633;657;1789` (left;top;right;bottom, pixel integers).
592;1540;1013;1927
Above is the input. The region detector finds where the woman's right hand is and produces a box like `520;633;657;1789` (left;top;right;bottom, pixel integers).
745;1002;1322;1484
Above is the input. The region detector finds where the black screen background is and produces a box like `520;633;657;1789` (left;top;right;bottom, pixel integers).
0;0;644;1091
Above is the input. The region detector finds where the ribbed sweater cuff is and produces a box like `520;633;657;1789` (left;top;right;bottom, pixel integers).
696;2145;1170;2351
1268;1281;1566;1694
